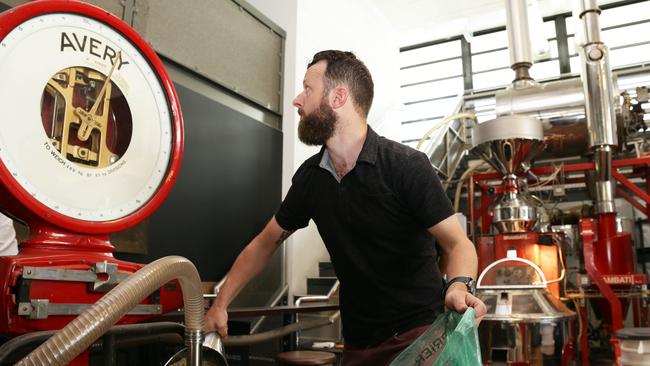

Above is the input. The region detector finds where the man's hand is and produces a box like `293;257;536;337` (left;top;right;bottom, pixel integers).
444;283;487;323
204;304;229;338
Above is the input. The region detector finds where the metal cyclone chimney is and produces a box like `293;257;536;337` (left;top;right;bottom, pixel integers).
577;0;618;214
505;0;534;83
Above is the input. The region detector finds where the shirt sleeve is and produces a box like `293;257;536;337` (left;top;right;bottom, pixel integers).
0;213;17;256
400;152;455;228
275;169;311;231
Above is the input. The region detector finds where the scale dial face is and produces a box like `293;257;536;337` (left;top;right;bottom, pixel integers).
0;4;182;231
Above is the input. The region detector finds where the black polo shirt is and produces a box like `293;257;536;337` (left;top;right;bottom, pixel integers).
276;126;455;347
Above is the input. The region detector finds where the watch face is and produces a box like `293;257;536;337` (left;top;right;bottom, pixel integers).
0;13;173;222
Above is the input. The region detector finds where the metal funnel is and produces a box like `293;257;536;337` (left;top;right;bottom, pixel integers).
471;115;544;176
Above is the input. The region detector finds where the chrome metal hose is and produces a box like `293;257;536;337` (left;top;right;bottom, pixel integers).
16;256;204;366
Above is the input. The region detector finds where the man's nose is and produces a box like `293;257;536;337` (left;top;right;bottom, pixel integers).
293;93;304;108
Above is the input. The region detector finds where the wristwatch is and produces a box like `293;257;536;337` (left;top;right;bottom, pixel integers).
443;276;476;296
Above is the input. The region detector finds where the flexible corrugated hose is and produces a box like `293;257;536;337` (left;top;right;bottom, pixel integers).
15;256;204;366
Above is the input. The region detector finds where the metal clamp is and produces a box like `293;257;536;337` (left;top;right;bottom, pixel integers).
22;262;130;292
17;299;161;320
91;261;120;292
17;299;49;319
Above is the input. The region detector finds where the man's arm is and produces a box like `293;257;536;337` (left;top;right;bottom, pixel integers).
205;216;294;336
428;215;486;318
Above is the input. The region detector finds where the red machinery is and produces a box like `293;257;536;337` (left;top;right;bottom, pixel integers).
470;156;650;365
461;1;650;364
470;115;564;296
469;115;575;365
0;1;185;364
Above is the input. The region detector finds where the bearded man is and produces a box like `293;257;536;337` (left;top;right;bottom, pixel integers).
205;50;486;366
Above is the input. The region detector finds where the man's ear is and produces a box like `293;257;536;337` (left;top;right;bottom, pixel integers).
331;86;349;110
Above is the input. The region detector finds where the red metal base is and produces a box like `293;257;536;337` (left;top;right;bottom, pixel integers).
580;218;625;366
0;1;188;363
0;248;184;335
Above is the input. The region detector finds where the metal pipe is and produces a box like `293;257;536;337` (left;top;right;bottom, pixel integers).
582;11;602;44
495;79;589;158
577;0;617;148
495;79;585;118
102;334;115;366
212;275;227;295
578;0;602;44
581;44;618;148
505;0;533;79
463;65;648;106
15;256;204;366
293;281;340;346
223;312;340;347
594;146;615;213
494;69;626;160
576;0;618;214
0;322;185;364
186;329;202;366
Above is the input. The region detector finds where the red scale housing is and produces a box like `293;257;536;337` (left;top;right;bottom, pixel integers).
0;1;185;364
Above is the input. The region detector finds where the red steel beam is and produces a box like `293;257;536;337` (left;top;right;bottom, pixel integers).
471;156;650;182
613;171;650;205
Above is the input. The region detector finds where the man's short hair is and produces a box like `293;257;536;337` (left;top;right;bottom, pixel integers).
308;50;374;118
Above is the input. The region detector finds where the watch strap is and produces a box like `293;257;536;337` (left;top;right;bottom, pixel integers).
443;276;475;296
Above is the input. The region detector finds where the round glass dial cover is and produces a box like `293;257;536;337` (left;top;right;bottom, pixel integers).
0;12;174;223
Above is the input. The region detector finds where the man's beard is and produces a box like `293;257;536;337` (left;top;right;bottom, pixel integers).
298;99;337;146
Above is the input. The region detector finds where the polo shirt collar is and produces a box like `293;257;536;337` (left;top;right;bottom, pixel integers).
357;126;378;165
307;125;379;167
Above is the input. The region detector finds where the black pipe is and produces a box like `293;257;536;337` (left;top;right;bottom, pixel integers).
0;322;185;364
102;334;115;366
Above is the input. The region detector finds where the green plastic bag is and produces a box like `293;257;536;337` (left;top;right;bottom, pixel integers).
389;308;482;366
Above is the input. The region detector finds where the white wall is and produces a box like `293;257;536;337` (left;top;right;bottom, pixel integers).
295;0;402;141
247;0;401;298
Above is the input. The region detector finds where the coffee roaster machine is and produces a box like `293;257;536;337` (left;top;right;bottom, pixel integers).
458;1;650;365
